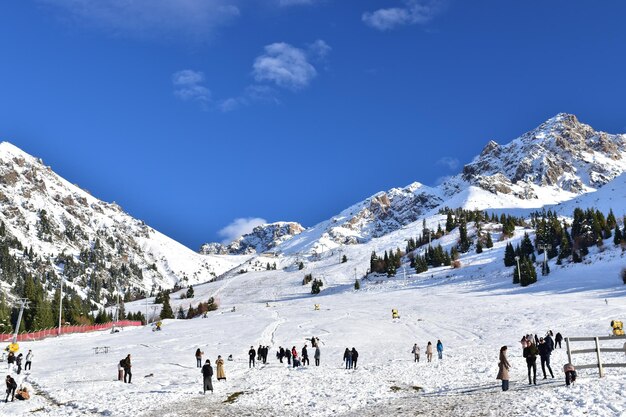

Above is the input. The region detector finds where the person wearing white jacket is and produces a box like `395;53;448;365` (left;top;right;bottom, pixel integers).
25;350;33;371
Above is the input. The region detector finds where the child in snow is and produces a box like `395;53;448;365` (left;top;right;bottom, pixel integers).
563;363;576;386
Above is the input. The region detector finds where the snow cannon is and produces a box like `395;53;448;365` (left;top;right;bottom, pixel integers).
392;309;400;319
314;304;320;311
611;320;624;336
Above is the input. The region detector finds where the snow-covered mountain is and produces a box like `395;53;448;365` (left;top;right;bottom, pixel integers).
271;114;626;254
0;142;245;303
200;222;305;255
458;113;626;198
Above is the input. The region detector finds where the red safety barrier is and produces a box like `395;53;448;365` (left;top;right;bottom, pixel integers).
0;321;142;343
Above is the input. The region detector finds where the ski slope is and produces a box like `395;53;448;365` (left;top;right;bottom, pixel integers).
3;219;626;417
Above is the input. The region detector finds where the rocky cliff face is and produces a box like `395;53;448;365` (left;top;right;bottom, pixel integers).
460;113;626;198
0;142;241;304
200;222;305;255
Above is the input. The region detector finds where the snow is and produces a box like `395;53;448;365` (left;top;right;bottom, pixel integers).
4;218;626;417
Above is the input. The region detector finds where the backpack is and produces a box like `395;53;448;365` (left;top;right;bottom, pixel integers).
119;359;125;367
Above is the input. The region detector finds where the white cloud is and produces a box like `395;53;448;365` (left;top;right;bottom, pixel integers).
308;39;332;61
362;0;444;31
253;43;318;90
437;156;459;170
172;70;211;105
218;217;267;244
219;85;278;112
42;0;241;40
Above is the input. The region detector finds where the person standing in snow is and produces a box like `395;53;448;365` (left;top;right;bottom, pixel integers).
278;346;285;363
216;355;226;381
314;346;321;366
285;347;291;365
248;346;256;368
15;354;22;374
201;359;213;394
257;345;262;361
195;348;204;368
118;358;124;381
436;340;443;360
426;342;433;362
563;363;576;386
291;346;299;368
25;350;33;371
555;332;563;349
343;348;352;369
412;343;420;362
263;346;269;364
538;337;554;379
7;352;14;371
496;346;511;391
544;332;555;351
302;345;309;366
351;348;359;369
122;354;132;383
523;341;538;385
5;375;17;402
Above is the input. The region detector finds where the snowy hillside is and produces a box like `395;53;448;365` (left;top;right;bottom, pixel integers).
0;142;246;303
7;211;626;416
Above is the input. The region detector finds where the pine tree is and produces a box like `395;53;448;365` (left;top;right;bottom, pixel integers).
186;286;194;299
354;279;360;290
504;243;516;267
520;257;537;287
520;233;534;257
298;262;304;270
341;254;348;263
458;219;471;253
160;292;174;319
176;306;185;319
445;212;455;232
475;240;483;254
614;225;623;246
485;232;493;249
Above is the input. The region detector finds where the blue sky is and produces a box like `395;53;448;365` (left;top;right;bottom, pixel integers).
1;1;625;249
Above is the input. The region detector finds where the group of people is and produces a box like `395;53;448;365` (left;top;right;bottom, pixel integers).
275;344;321;367
3;348;33;403
343;348;359;369
411;340;444;363
496;330;576;391
200;354;226;394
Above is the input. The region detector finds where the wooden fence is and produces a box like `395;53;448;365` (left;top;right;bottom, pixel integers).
565;335;626;377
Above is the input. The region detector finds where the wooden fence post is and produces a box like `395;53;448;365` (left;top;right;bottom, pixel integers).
595;337;604;377
566;337;572;364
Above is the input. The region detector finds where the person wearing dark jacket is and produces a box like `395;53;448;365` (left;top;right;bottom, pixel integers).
436;340;444;360
195;348;203;368
7;352;15;370
248;346;256;368
555;332;563;349
302;345;309;366
278;347;285;363
343;348;352;369
285;347;291;365
201;360;213;394
15;354;23;375
538;338;554;379
122;354;132;383
257;345;262;361
523;342;538;385
351;348;359;369
5;375;17;402
544;334;555;351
